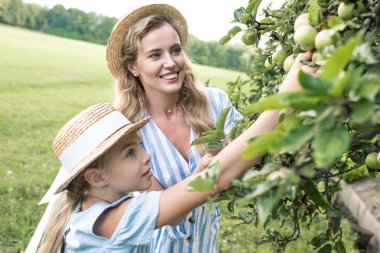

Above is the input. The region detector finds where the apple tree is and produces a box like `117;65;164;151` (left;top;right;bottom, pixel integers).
191;0;380;252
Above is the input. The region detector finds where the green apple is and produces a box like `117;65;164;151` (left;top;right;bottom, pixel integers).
317;181;325;192
241;30;256;45
294;13;310;30
283;54;295;72
315;29;336;50
294;25;317;51
338;2;355;20
312;52;327;65
365;152;380;170
264;58;275;70
272;49;288;67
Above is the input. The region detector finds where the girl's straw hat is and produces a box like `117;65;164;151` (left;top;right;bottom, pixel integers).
106;4;188;78
53;103;150;193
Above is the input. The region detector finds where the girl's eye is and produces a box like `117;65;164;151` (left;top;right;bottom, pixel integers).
126;149;136;158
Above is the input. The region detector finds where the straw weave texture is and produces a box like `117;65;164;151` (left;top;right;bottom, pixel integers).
52;103;150;193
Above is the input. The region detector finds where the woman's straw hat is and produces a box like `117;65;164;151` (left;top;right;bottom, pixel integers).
53;103;150;193
106;4;188;78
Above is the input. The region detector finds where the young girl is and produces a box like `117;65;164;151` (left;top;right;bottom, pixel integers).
38;46;313;251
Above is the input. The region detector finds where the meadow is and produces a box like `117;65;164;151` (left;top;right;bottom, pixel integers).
0;24;358;252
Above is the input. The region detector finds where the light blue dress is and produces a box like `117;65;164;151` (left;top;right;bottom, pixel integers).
63;191;161;252
140;87;243;253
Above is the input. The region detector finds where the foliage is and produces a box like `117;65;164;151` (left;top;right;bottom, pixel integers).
192;0;380;251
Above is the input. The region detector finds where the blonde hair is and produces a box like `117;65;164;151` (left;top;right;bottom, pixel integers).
112;14;214;135
37;146;118;252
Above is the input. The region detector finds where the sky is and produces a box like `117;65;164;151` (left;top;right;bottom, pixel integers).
23;0;282;44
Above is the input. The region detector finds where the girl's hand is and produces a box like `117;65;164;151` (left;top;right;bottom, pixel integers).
193;149;221;174
278;51;316;93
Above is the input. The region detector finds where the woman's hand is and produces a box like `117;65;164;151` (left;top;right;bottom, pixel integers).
278;51;316;93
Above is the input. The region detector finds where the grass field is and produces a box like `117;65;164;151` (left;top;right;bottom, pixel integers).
0;24;358;252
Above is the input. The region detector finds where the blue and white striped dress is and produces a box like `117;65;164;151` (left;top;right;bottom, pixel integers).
140;87;242;253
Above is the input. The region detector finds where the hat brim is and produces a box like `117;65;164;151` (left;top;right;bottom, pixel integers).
54;116;151;194
106;4;188;78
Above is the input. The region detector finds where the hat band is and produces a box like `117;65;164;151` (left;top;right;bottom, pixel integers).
59;111;131;172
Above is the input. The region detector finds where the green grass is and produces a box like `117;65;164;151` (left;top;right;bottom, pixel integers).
0;24;357;253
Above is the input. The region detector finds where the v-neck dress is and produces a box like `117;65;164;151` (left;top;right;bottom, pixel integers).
140;87;243;253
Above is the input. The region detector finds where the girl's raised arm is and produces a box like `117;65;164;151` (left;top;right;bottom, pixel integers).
156;52;315;228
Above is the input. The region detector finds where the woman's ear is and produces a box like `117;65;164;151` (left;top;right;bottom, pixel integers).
127;63;139;77
84;168;108;187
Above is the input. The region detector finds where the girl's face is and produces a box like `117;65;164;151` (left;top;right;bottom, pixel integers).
104;132;152;196
128;23;186;97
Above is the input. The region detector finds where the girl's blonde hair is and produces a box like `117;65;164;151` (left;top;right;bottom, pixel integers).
112;14;214;135
37;146;118;252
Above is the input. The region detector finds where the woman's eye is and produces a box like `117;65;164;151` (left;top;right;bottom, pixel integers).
172;47;182;55
149;53;160;59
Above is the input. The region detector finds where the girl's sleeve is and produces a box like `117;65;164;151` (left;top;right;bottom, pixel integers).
111;191;161;246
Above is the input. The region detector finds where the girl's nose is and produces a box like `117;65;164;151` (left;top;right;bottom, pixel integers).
144;151;152;164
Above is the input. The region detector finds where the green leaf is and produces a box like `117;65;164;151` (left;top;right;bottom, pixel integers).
351;100;375;124
298;70;332;93
206;142;224;151
257;187;283;226
245;0;258;14
242;163;280;181
248;0;263;19
329;65;353;97
219;26;242;45
327;16;344;29
245;92;289;113
318;244;332;253
355;75;380;101
191;131;223;145
280;91;326;110
334;241;346;253
320;32;363;81
312;125;350;168
299;163;316;178
311;234;328;249
276;114;301;133
234;7;245;23
245;91;326;113
187;162;219;192
273;124;315;152
302;179;333;211
243;131;281;158
308;0;320;26
216;106;232;130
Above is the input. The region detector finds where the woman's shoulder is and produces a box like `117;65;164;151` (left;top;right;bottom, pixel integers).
201;86;227;97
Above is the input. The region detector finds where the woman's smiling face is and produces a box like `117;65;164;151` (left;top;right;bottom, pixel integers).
128;22;186;97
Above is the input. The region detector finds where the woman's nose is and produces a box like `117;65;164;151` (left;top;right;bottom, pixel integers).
163;54;176;68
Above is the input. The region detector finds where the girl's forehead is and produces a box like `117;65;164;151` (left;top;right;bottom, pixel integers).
112;131;141;151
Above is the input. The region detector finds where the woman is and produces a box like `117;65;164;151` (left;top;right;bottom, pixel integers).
106;3;314;253
106;4;242;253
